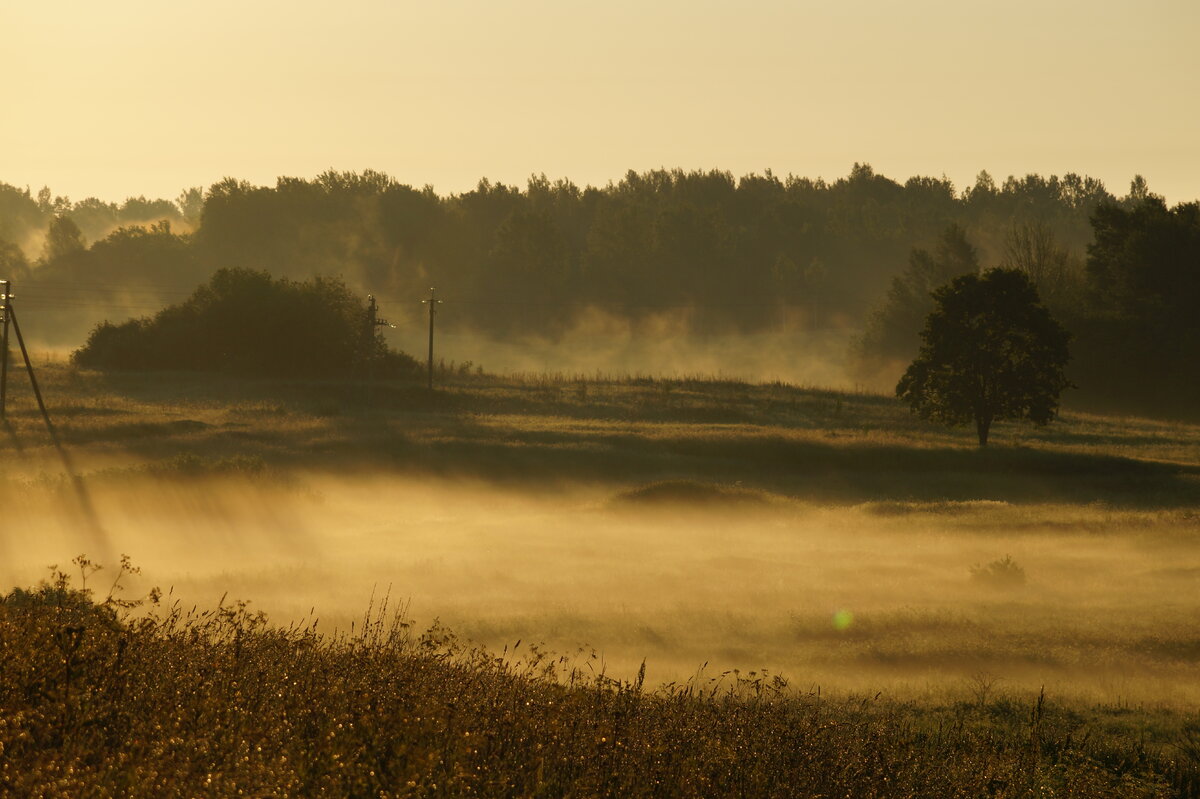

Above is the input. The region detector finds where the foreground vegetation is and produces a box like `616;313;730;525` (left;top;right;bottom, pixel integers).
3;562;1198;798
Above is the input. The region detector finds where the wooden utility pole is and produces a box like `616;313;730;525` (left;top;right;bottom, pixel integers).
1;279;10;420
364;294;391;402
5;299;104;549
421;287;441;390
9;304;60;449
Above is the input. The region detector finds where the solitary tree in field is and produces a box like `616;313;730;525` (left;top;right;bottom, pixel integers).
896;268;1071;446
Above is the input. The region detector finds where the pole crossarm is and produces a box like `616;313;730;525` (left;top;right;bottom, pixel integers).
364;294;396;403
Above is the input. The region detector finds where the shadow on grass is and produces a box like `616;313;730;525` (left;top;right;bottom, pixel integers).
391;432;1200;509
38;368;1200;509
67;400;1199;509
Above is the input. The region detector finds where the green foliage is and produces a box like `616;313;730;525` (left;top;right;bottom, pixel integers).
897;268;1072;446
71;268;420;378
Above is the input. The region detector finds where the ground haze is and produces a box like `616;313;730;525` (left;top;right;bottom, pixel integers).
3;364;1198;709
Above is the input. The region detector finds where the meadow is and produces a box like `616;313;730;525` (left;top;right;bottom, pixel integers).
3;362;1200;795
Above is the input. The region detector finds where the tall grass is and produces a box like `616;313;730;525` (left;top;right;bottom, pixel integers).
2;560;1196;797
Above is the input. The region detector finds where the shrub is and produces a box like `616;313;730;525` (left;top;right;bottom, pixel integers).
72;268;421;379
970;554;1027;588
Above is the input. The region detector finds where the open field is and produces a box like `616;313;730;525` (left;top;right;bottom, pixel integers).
3;363;1200;794
3;363;1199;693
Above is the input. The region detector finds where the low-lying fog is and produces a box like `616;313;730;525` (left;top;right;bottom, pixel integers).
388;313;860;388
4;472;1199;707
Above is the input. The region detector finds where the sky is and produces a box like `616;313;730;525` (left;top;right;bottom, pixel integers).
2;0;1198;204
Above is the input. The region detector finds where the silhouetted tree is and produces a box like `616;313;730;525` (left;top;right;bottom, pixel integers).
0;238;30;282
1073;197;1200;413
0;184;46;246
897;268;1071;446
68;198;121;243
998;221;1080;312
176;187;205;228
855;224;980;368
1087;197;1200;323
42;215;85;262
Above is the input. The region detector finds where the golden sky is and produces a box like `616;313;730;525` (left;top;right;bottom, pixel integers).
3;0;1197;203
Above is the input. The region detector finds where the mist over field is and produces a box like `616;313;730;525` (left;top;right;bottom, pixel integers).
3;365;1199;709
5;467;1200;707
4;178;1200;790
5;0;1200;789
402;316;857;387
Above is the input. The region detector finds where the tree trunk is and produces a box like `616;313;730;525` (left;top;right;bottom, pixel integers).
976;416;991;447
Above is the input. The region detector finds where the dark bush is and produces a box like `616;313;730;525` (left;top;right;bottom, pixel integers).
72;268;420;379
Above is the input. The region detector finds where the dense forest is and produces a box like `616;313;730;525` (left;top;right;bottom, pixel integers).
0;166;1195;416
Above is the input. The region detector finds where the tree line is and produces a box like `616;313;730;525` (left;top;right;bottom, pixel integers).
859;195;1200;418
1;165;1116;329
1;166;1194;416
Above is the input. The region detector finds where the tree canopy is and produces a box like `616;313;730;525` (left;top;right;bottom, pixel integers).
896;268;1071;446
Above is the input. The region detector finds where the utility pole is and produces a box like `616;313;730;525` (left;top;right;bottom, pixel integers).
9;303;60;449
422;287;441;390
1;279;10;420
5;298;104;550
364;294;392;402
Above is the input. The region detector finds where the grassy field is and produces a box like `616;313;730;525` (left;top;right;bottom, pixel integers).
3;363;1200;795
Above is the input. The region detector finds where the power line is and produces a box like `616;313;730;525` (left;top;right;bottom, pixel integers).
16;282;813;311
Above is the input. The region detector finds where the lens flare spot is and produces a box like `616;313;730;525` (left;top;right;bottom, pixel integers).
832;609;854;631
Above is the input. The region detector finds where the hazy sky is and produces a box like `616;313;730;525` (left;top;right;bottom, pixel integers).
3;0;1198;203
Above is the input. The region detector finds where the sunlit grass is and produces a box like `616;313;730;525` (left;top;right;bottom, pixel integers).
2;563;1196;797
